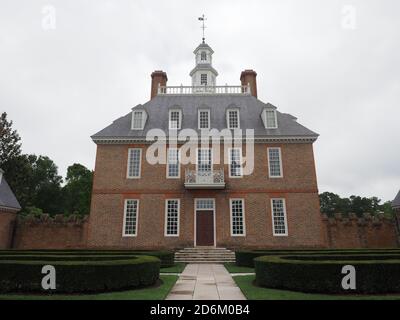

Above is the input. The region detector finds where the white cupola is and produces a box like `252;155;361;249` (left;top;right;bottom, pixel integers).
189;42;218;91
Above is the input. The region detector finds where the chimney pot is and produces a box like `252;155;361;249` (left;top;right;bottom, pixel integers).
150;70;168;99
240;69;258;98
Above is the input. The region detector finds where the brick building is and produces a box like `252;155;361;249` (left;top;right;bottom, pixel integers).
88;40;325;250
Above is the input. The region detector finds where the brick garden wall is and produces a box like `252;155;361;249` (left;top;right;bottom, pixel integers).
322;213;399;248
0;210;17;249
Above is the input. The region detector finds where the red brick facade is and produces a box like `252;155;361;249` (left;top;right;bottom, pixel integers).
87;142;326;249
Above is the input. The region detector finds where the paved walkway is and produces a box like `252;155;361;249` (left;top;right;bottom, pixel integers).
166;264;246;300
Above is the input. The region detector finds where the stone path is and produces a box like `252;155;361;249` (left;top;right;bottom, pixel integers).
166;264;246;300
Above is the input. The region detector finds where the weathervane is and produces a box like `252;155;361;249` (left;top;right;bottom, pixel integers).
198;14;207;43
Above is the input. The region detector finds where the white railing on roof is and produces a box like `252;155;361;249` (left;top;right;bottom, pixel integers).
158;84;251;95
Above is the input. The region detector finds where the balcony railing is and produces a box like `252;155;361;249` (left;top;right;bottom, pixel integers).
158;84;251;95
184;169;225;189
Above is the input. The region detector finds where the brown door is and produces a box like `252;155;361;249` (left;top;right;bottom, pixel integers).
196;210;214;246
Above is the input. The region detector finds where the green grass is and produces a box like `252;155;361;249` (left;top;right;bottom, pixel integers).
160;263;186;273
224;262;254;274
0;275;178;300
233;275;400;300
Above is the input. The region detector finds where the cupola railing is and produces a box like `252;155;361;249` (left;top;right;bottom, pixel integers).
158;84;251;95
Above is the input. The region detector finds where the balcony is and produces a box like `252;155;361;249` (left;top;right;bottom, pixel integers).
184;169;225;189
158;84;251;96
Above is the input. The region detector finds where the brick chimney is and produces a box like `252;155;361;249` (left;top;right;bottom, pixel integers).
240;69;258;98
151;70;168;99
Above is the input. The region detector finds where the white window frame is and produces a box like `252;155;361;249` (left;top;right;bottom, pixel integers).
263;109;278;129
229;198;246;237
200;73;208;85
198;109;210;130
271;198;288;236
166;148;180;179
126;148;142;179
196;148;213;172
227;109;240;129
200;51;207;61
131;110;146;130
169;109;182;130
164;199;180;237
267;147;283;178
122;199;139;237
229;148;243;178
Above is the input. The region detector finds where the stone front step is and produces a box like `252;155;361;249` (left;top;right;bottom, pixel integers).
174;247;236;263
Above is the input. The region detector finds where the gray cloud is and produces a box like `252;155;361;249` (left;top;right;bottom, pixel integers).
1;0;399;201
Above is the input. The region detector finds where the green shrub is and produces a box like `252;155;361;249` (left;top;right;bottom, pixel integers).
0;255;160;294
0;250;174;267
255;254;400;294
235;249;400;267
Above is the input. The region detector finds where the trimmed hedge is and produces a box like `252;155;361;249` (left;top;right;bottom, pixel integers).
255;254;400;294
0;255;160;293
0;250;174;267
235;249;400;267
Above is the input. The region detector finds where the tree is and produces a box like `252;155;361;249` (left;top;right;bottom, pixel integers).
62;163;93;216
0;112;22;166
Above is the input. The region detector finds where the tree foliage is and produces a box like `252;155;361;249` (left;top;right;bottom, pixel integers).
0;112;22;166
320;192;394;217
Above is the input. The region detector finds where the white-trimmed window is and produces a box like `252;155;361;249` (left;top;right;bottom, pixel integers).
132;110;145;130
230;199;245;236
165;199;180;236
198;109;210;129
263;109;278;129
127;148;142;178
227;109;240;129
268;147;283;178
271;198;288;236
169;110;181;130
197;148;212;172
167;148;180;178
196;199;214;210
229;148;243;178
123;199;139;236
200;74;208;85
201;51;207;61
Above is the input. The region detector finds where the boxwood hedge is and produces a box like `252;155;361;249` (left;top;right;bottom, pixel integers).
0;250;174;267
0;255;160;294
254;254;400;294
235;249;400;267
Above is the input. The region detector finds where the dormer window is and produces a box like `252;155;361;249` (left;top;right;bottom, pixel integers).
263;109;278;129
198;109;210;129
200;74;207;85
201;51;207;61
131;110;146;130
227;109;240;129
169;109;181;130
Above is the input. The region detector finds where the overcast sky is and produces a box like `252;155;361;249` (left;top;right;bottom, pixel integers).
1;0;399;201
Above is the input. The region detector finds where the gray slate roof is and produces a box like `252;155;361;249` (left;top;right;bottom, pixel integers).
92;95;318;140
392;190;400;209
0;176;21;210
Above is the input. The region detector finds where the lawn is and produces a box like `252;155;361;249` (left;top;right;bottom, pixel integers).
224;262;254;274
160;263;186;273
233;275;400;300
0;275;178;300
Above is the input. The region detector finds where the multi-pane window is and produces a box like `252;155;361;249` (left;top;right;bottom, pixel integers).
197;148;212;172
227;109;239;129
198;110;210;129
201;74;207;85
169;110;181;129
268;148;283;178
165;199;180;236
196;199;214;210
271;198;288;236
132;111;144;130
127;148;141;178
167;148;180;178
265;109;277;129
123;199;139;236
201;51;207;61
229;148;242;177
230;199;245;236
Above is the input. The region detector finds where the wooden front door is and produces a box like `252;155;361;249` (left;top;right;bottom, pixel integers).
196;210;214;246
